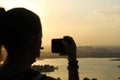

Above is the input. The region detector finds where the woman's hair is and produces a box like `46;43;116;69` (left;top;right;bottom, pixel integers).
0;8;5;45
0;7;42;53
0;8;6;62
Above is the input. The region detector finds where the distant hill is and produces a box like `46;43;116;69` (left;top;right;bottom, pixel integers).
40;46;120;58
77;46;120;58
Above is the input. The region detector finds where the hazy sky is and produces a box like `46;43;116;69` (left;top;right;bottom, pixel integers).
0;0;120;46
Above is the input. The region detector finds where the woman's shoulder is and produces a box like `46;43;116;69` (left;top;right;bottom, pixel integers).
34;74;57;80
27;69;57;80
45;76;57;80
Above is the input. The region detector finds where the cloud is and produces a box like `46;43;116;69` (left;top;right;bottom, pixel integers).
94;6;120;18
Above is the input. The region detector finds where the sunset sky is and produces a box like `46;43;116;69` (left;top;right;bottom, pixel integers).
0;0;120;46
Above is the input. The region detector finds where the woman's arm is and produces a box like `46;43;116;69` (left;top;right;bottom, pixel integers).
63;36;79;80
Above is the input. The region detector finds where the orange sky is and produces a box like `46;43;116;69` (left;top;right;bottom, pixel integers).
0;0;120;46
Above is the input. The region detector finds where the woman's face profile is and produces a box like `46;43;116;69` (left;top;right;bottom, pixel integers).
25;34;42;66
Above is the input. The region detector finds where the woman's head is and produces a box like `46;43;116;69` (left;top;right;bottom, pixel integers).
0;8;42;67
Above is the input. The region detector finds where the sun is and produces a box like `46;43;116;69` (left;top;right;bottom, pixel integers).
0;0;25;10
1;0;43;14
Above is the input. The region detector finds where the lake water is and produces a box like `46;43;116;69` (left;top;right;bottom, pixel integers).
32;58;120;80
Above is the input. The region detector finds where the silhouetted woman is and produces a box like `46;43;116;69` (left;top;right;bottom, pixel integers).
0;7;79;80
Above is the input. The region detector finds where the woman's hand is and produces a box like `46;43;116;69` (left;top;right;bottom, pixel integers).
63;36;77;62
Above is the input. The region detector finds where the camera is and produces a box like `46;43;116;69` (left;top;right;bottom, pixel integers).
51;38;66;55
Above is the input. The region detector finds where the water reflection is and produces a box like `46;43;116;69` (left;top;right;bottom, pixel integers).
32;58;120;80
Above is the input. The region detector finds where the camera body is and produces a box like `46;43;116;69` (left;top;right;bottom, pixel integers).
51;38;66;55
